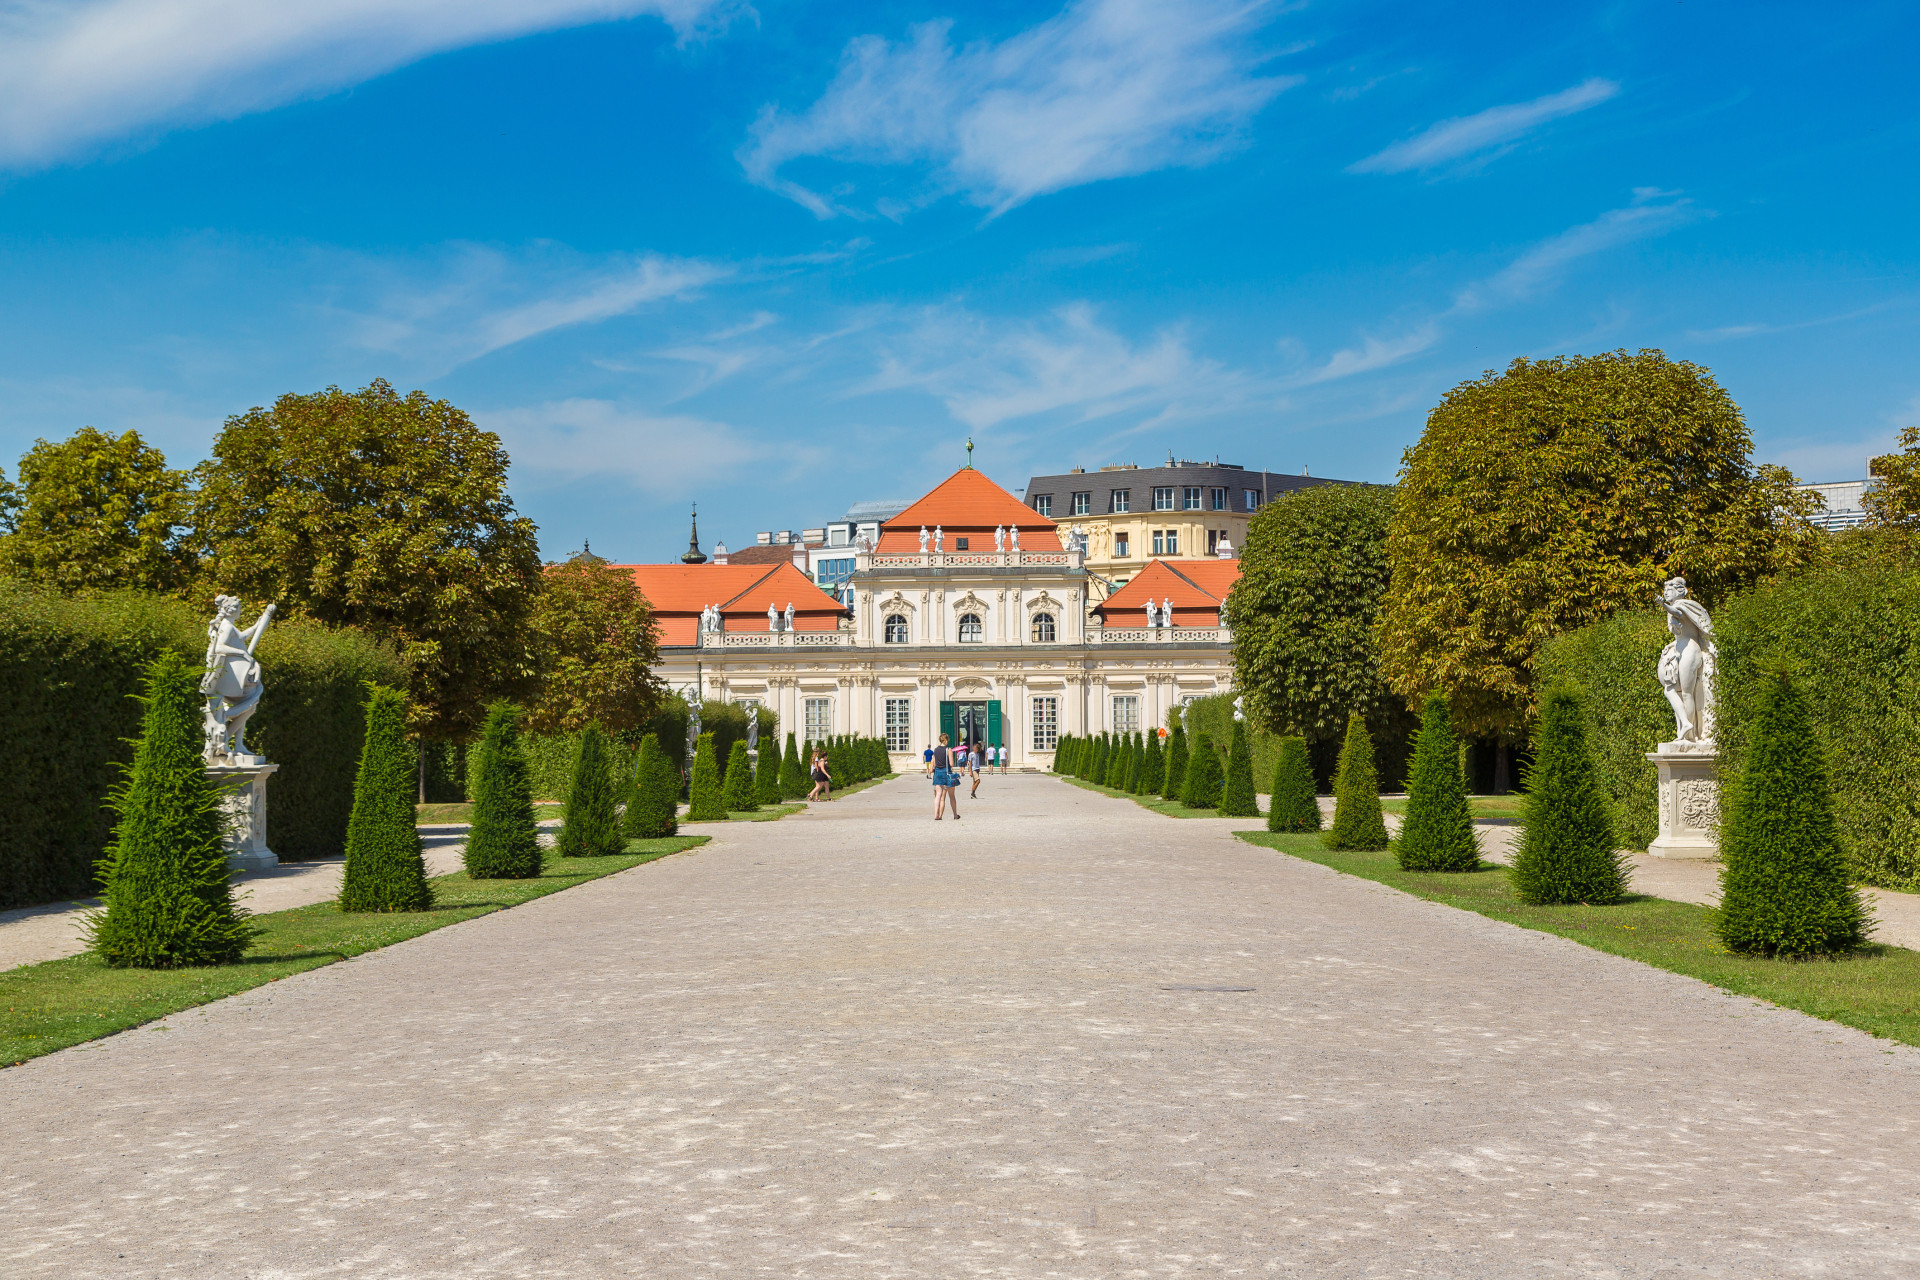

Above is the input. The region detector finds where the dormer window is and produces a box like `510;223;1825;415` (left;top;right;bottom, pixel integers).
956;537;970;550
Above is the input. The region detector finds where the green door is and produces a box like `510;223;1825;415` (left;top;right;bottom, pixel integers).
987;700;1003;747
939;701;957;744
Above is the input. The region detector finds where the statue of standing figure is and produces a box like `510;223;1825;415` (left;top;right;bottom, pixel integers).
201;596;275;763
993;525;1006;552
919;525;930;553
1656;576;1716;749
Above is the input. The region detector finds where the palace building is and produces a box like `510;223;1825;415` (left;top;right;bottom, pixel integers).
617;466;1240;770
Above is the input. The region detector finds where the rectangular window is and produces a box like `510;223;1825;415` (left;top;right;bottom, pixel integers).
1182;486;1203;510
804;697;833;741
1112;695;1140;733
1109;488;1130;513
1033;494;1053;517
1031;697;1059;750
1245;488;1261;511
1114;533;1130;558
1208;529;1219;555
955;537;969;550
1210;487;1227;510
885;698;912;752
829;526;849;546
1152;486;1175;511
1072;491;1092;515
1150;529;1179;556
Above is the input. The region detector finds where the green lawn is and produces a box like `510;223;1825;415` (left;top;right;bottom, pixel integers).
417;801;562;825
1380;794;1524;821
1059;775;1241;819
0;836;707;1066
1237;831;1920;1048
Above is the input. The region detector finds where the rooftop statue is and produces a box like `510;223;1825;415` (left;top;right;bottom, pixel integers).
201;596;275;763
1656;576;1716;750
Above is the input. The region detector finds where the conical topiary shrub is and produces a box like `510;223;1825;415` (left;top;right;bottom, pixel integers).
1716;671;1870;956
1325;713;1389;850
754;739;782;806
465;701;544;879
1267;736;1320;833
1511;687;1628;903
779;732;806;799
339;683;432;910
1163;725;1189;800
1180;731;1222;808
687;732;726;820
722;739;757;812
625;733;679;839
1110;735;1132;789
1218;719;1260;817
87;653;258;968
1139;731;1164;796
1091;736;1109;785
558;722;624;857
1396;695;1480;871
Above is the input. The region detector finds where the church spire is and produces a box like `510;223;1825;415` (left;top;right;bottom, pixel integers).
680;504;709;564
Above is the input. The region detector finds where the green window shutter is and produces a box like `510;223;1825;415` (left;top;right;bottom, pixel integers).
987;700;1003;747
939;701;956;743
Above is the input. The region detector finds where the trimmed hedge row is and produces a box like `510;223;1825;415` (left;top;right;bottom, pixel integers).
1539;563;1920;889
0;580;406;908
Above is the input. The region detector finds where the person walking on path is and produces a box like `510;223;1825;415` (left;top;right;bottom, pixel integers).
968;745;983;798
930;734;961;820
807;749;832;802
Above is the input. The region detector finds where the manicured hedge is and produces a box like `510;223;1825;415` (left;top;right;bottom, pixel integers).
0;581;405;908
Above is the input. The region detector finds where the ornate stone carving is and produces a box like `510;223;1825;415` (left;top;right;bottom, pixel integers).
1656;576;1716;752
201;595;275;764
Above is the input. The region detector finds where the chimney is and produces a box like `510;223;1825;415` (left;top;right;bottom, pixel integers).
711;540;729;565
793;540;807;570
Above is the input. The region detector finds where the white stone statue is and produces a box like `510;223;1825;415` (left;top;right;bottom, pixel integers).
768;602;780;631
1656;576;1716;749
919;525;930;553
1145;600;1159;628
933;524;943;552
201;596;275;763
1163;598;1175;628
1233;695;1244;721
994;524;1005;551
1010;525;1022;551
784;602;795;632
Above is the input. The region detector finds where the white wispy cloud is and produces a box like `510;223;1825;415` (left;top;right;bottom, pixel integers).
0;0;737;169
1288;190;1699;385
1350;77;1619;175
740;0;1297;218
860;302;1247;430
341;244;731;371
481;398;777;495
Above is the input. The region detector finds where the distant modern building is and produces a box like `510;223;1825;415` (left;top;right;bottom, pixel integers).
713;499;913;598
1021;457;1342;600
1797;478;1874;531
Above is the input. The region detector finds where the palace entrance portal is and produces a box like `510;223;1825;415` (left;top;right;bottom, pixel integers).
940;700;1002;748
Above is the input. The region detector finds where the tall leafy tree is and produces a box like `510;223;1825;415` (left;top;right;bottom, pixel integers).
0;427;195;593
1227;483;1403;745
525;550;664;737
192;379;543;743
1866;423;1920;529
1380;351;1820;739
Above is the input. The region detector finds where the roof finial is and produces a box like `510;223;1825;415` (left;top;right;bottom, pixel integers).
681;503;709;564
965;437;974;469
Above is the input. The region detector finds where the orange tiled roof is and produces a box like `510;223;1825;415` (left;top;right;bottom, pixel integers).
612;561;848;646
1094;558;1241;627
876;468;1062;552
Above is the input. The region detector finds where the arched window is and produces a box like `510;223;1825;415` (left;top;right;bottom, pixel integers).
1031;612;1057;642
884;613;909;643
958;613;983;642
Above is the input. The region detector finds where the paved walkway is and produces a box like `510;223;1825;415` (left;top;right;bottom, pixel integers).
4;774;1920;1277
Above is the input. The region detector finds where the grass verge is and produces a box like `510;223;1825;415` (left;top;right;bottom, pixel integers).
1237;831;1920;1048
0;836;707;1066
1057;775;1248;820
1380;794;1523;821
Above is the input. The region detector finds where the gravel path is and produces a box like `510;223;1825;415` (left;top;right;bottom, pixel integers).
4;773;1919;1278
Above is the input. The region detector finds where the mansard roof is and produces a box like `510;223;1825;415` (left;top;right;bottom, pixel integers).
614;561;848;646
877;468;1062;552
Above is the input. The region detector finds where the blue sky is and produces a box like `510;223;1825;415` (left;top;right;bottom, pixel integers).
1;0;1914;562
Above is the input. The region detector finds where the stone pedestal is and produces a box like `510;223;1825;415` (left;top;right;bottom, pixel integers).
206;760;279;873
1645;746;1719;859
